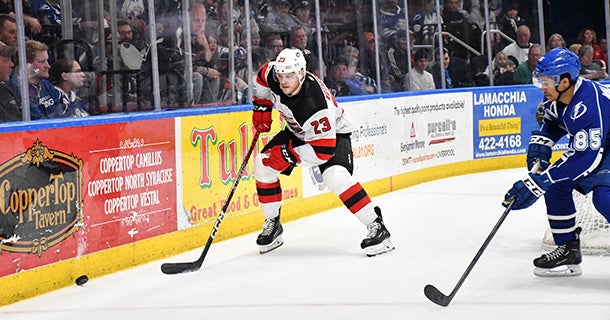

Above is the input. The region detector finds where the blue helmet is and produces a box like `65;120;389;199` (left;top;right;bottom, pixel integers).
533;47;580;87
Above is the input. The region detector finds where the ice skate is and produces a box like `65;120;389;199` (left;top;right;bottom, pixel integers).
534;228;582;277
360;207;395;257
257;216;283;254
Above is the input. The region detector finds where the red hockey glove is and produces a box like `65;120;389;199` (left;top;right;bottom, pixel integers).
252;97;273;133
262;142;300;172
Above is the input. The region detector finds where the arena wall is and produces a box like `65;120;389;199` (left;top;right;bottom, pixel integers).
0;84;551;305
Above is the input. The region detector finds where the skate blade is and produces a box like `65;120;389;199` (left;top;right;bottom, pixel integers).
534;264;582;277
259;236;284;254
364;239;395;257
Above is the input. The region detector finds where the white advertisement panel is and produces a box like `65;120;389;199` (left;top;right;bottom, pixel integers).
302;91;474;197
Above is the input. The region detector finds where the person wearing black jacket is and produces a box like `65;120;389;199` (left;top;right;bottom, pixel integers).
431;47;472;89
0;43;21;122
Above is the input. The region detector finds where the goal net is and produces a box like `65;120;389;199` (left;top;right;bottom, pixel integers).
542;190;610;255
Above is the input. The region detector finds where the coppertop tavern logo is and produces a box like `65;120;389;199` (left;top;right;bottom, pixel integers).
0;139;83;257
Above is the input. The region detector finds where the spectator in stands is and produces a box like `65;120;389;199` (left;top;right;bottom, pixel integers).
240;28;261;49
289;25;318;73
342;46;375;94
576;27;607;65
405;49;435;91
441;0;471;59
0;1;42;36
204;0;221;33
501;24;531;64
239;46;273;104
431;47;472;89
386;31;410;92
362;32;377;79
0;14;16;46
326;57;369;96
216;23;232;48
24;40;57;119
219;0;258;42
488;0;503;17
0;14;20;98
114;19;143;103
190;1;217;104
411;0;442;46
578;45;607;81
325;57;349;96
117;19;133;42
312;56;327;80
378;0;407;44
197;34;222;104
492;51;516;85
48;58;89;117
498;3;525;47
0;43;20;122
265;33;284;59
261;0;298;35
600;37;608;66
512;43;541;84
569;43;582;56
468;0;496;32
546;33;566;51
468;0;496;52
293;2;314;39
117;19;147;53
31;0;65;43
214;48;248;102
117;0;147;22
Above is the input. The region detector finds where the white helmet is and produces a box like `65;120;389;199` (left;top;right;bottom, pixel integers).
274;48;307;75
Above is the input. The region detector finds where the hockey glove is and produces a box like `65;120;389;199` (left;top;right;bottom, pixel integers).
252;97;273;133
526;132;554;172
503;172;553;210
263;141;300;172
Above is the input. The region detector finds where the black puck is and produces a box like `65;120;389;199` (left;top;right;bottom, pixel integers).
75;275;89;286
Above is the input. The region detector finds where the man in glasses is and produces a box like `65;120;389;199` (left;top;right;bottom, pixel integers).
503;47;610;277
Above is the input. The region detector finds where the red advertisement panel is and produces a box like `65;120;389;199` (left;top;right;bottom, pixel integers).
0;119;176;277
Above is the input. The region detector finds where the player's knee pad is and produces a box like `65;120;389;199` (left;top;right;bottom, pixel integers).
322;165;355;195
253;154;278;183
592;186;610;221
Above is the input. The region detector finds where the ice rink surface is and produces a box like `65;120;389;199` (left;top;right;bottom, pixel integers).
1;168;610;320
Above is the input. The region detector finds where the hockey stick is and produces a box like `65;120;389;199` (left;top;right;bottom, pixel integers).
424;198;515;306
161;131;261;274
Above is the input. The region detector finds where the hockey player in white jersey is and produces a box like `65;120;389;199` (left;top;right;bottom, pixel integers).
250;48;395;256
504;47;610;276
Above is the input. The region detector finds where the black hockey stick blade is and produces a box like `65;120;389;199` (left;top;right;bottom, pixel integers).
161;260;202;274
423;284;451;307
160;132;260;275
161;231;213;274
423;199;515;306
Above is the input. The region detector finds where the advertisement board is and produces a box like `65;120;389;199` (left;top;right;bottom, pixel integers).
0;119;177;277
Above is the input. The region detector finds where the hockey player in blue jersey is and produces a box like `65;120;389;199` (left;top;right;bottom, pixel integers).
504;47;610;277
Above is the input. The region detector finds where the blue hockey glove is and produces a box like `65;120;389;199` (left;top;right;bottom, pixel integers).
503;172;553;210
526;132;554;172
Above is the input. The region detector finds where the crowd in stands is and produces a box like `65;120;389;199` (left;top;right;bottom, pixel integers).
0;0;608;122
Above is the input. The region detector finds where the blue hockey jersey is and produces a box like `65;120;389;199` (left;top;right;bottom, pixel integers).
29;79;59;120
539;78;610;182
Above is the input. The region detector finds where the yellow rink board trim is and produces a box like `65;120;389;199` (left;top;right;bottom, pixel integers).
0;155;531;306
